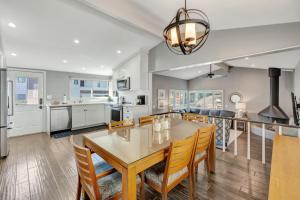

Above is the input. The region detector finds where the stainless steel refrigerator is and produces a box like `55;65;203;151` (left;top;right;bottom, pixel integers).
0;68;8;157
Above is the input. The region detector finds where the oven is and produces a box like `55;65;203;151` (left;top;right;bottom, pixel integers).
111;105;123;122
117;77;130;91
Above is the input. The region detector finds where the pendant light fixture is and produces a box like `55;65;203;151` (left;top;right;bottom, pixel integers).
163;0;210;55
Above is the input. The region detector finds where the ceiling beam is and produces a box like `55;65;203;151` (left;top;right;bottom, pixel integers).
78;0;163;38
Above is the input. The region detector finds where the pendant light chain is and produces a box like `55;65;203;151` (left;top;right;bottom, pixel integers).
184;0;187;20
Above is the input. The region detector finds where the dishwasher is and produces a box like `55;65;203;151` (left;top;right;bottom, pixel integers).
50;106;72;132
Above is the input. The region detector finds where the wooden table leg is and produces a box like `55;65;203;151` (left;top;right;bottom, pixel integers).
208;127;216;173
122;165;137;200
76;175;82;200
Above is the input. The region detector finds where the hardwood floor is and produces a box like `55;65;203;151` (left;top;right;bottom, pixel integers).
227;132;273;164
0;131;271;200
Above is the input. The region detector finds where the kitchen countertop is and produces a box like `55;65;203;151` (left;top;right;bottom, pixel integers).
46;102;115;107
122;104;148;107
46;102;149;108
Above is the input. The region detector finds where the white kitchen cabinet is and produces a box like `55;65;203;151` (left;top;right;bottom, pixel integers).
123;105;149;123
85;104;105;125
72;104;105;129
72;105;86;129
104;104;111;124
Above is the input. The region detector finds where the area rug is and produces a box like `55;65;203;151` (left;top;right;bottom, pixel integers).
51;125;107;139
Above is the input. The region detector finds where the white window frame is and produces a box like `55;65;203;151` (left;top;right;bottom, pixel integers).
169;89;188;110
69;78;112;100
189;89;224;109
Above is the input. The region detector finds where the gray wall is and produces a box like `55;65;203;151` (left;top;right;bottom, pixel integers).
46;70;111;101
294;62;300;98
152;74;188;110
149;22;300;72
188;67;294;116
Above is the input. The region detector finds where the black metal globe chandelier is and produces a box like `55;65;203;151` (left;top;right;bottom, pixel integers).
163;0;210;55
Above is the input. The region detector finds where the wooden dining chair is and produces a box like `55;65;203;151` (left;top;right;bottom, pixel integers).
183;113;208;123
139;115;155;126
143;134;197;200
70;136;142;200
108;120;135;130
193;125;215;179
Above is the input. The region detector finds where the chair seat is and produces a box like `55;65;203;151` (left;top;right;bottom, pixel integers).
97;171;141;200
145;161;188;187
91;154;113;174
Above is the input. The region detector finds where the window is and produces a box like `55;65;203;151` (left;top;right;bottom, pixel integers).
15;77;39;104
189;90;223;109
70;79;110;99
169;89;188;109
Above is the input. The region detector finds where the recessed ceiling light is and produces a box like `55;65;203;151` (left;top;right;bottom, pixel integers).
62;60;68;63
245;57;249;60
10;53;17;56
116;50;122;54
82;67;86;70
8;22;16;28
73;39;80;44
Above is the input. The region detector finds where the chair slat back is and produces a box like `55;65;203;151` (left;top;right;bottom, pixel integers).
164;134;197;176
196;125;215;154
70;136;100;200
139;116;155;126
183;113;208;123
109;120;135;130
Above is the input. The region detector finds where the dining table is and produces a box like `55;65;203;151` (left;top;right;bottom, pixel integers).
83;118;216;200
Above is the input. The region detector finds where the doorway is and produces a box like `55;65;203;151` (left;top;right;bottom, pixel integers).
7;69;45;137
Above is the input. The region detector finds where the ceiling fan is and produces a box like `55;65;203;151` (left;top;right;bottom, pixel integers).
207;64;227;79
207;64;215;78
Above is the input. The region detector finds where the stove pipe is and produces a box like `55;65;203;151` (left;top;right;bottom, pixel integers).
258;68;289;121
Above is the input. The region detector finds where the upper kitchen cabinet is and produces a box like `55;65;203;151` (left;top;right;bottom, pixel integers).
112;52;149;91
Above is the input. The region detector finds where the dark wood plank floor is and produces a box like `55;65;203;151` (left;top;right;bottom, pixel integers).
0;131;271;200
227;131;273;164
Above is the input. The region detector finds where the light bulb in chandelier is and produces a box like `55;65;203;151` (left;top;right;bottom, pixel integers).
170;27;179;47
185;23;196;46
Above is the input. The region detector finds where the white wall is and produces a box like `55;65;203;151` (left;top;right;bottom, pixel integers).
188;67;294;116
113;52;151;104
294;61;300;99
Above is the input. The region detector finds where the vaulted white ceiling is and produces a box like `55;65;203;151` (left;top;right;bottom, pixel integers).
0;0;160;75
84;0;300;36
155;49;300;80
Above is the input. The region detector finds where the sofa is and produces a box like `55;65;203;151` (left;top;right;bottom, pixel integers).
180;108;236;149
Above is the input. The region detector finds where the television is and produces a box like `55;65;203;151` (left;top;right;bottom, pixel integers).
291;92;300;126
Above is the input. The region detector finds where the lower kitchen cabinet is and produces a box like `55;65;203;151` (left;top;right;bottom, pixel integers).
104;104;111;124
123;105;149;123
72;106;86;129
85;104;105;125
72;104;105;129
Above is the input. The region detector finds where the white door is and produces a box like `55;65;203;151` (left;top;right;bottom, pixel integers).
8;70;45;137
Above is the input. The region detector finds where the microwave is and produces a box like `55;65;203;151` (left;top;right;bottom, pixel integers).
117;77;130;90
